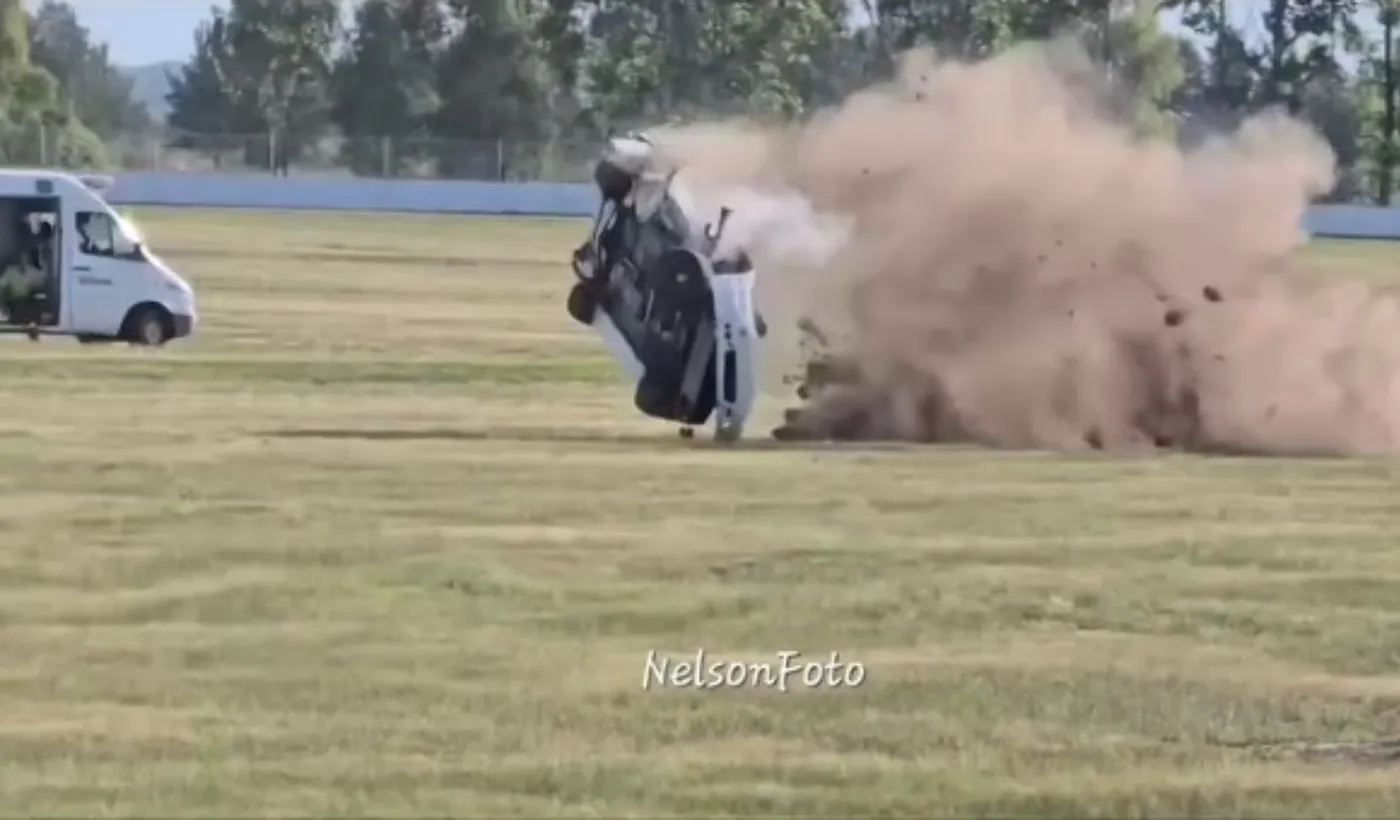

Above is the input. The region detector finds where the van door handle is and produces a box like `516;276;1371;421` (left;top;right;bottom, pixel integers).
73;265;90;271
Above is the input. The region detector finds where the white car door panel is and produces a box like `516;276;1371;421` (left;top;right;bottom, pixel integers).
68;211;129;335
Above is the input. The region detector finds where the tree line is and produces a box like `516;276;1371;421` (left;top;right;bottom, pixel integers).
14;0;1400;203
0;0;151;170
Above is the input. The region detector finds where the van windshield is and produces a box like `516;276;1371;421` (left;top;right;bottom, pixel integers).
113;211;144;245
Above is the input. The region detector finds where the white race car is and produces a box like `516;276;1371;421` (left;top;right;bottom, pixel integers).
566;134;766;442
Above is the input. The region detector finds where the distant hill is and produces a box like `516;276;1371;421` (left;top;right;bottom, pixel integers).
121;61;181;121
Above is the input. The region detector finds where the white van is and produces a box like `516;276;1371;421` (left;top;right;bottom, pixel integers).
0;169;196;345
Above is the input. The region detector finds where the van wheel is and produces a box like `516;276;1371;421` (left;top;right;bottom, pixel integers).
123;305;172;346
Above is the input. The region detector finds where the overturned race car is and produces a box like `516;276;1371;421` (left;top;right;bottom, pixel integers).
566;133;766;442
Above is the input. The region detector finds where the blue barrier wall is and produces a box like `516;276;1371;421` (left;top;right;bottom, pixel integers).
100;171;1400;239
1301;204;1400;240
107;172;601;217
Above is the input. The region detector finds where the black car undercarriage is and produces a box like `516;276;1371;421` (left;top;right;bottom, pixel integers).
568;199;721;425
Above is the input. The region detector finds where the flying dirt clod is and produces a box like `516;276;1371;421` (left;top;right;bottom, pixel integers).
646;41;1400;458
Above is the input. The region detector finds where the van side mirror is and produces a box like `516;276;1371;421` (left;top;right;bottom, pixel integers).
116;240;145;261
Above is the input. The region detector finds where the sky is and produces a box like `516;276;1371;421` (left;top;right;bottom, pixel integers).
24;0;231;66
21;0;1383;70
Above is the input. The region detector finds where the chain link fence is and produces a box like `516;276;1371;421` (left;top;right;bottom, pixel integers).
89;128;604;183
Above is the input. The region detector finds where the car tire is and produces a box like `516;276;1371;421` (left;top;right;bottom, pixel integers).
594;158;634;202
654;249;712;314
566;282;597;325
634;374;675;419
123;305;172;346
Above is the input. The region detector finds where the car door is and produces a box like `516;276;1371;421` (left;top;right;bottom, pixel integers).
66;210;130;335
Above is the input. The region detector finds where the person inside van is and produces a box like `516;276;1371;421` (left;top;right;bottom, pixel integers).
0;219;48;324
30;219;53;270
76;212;95;254
76;211;118;256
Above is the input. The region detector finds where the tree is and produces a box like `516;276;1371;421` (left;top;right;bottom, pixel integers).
0;0;106;168
1163;0;1362;200
331;0;448;175
1256;0;1362;111
1300;63;1364;201
803;15;885;106
1242;0;1365;201
1370;0;1400;202
1089;0;1186;136
1161;0;1252;118
166;0;339;173
224;0;340;173
533;0;589;125
1165;0;1362;113
26;0;148;140
857;0;1018;68
164;9;240;167
432;0;553;179
580;0;847;132
708;1;849;117
856;0;1117;71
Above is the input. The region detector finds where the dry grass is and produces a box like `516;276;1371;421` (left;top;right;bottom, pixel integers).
0;209;1398;816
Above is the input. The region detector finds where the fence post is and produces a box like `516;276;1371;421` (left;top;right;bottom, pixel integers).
496;137;505;181
382;136;391;177
38;123;47;166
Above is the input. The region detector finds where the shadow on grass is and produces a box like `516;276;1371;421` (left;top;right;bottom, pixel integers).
257;425;929;452
0;358;611;387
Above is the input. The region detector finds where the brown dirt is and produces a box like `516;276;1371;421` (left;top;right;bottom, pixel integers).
650;42;1400;457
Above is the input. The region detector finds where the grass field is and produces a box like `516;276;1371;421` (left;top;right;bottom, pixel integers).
0;208;1399;816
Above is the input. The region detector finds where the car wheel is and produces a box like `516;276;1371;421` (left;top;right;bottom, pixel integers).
124;305;171;346
566;282;597;325
594;158;634;202
634;374;675;419
655;249;712;314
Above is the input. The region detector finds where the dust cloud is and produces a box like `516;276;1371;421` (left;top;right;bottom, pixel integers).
649;42;1400;457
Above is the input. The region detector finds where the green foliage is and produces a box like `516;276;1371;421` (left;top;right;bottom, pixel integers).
1164;0;1362;112
1353;0;1400;203
165;12;236;138
165;0;339;171
331;0;448;175
1101;1;1186;138
0;0;1389;199
862;0;1026;65
0;0;109;169
224;0;340;170
432;0;554;178
578;0;847;132
127;0;1400;201
27;0;149;140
